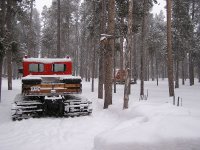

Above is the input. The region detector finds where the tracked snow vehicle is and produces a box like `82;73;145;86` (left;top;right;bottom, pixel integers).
12;56;92;120
113;69;136;84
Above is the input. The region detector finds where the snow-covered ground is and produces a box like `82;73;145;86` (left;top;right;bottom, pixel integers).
0;78;200;150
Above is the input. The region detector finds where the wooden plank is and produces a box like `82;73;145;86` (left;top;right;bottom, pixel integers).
23;83;81;88
29;89;81;94
64;84;81;88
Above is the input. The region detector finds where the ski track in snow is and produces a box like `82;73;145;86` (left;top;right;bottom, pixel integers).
0;79;200;150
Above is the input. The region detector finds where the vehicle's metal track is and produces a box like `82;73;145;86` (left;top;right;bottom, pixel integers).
11;94;92;120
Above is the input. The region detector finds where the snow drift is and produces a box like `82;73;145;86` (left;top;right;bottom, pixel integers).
0;79;200;150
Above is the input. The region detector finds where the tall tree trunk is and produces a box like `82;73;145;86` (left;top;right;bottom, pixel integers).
151;54;155;81
120;18;124;84
123;0;133;109
182;60;185;85
104;0;115;109
28;0;33;57
128;33;134;94
166;0;175;96
6;0;14;90
175;60;179;88
80;36;84;78
98;0;106;99
3;58;7;77
189;0;195;86
144;47;148;81
91;1;96;92
189;53;194;85
86;38;91;82
75;13;79;76
155;51;159;86
66;0;70;56
147;58;150;81
98;46;104;97
80;9;86;79
0;57;3;102
113;37;116;93
133;34;137;83
85;39;89;82
198;61;200;83
6;41;12;88
91;0;96;92
0;0;6;102
91;38;95;92
140;0;148;96
162;61;166;80
57;0;61;58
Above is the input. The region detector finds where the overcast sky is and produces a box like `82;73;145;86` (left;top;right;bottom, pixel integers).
35;0;166;16
152;0;166;16
35;0;52;14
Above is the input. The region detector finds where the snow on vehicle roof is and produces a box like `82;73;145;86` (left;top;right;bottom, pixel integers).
23;57;71;63
22;75;81;80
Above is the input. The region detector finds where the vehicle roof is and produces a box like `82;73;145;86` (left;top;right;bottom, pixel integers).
23;57;72;63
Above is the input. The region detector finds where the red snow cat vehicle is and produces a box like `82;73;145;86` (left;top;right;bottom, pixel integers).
12;55;92;120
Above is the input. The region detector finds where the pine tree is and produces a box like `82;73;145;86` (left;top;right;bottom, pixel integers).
172;0;193;88
166;0;174;97
57;0;61;58
123;0;133;109
0;0;6;102
98;0;106;99
140;0;148;97
104;0;115;109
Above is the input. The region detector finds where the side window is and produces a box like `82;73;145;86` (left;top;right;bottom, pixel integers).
53;64;66;72
29;64;44;72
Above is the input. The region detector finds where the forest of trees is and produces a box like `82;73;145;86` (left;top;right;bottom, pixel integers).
0;0;200;108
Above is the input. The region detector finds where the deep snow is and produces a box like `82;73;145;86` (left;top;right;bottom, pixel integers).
0;78;200;150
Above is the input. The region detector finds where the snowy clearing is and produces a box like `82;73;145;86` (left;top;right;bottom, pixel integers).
0;79;200;150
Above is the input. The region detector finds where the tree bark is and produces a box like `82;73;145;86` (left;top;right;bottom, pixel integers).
28;0;34;57
57;0;61;58
6;0;14;90
75;12;79;76
189;53;194;85
98;46;104;98
155;51;159;86
91;0;96;92
0;57;3;102
198;62;200;83
65;0;70;56
151;54;155;81
98;0;106;99
140;0;148;96
120;18;124;84
182;60;185;85
166;0;175;96
104;0;115;109
133;34;137;83
86;38;91;82
80;8;86;79
123;0;133;109
113;37;116;93
175;60;179;88
189;0;195;86
0;0;6;102
91;38;96;92
162;62;165;80
85;39;89;82
144;47;149;81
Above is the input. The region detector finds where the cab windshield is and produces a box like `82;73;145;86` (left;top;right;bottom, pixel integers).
29;63;44;72
52;64;66;72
